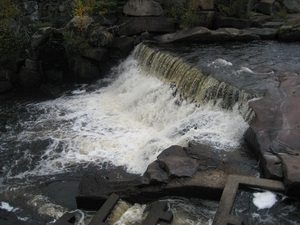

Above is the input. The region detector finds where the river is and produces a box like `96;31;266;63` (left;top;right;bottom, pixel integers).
0;40;299;224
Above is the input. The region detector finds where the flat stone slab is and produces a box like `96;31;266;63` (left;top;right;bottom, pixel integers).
76;144;260;209
246;76;300;196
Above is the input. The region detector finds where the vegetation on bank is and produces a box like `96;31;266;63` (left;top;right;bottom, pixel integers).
0;0;22;65
157;0;251;28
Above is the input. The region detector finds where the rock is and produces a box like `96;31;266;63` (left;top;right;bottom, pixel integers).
243;27;277;39
31;27;52;49
249;13;273;26
247;0;260;11
262;21;284;28
24;1;38;14
194;11;215;28
154;27;213;43
116;17;175;36
89;27;114;47
25;59;40;71
260;154;283;179
213;16;253;29
217;28;260;41
280;155;300;197
0;80;12;93
76;168;143;209
25;48;40;60
40;83;63;98
82;48;109;62
19;66;41;87
76;59;100;79
157;145;187;160
247;76;300;180
284;0;300;13
189;0;214;10
254;0;276;15
278;25;300;41
160;156;198;178
133;31;151;45
123;0;163;16
76;142;260;210
108;36;134;55
45;70;64;84
144;161;169;184
154;27;260;43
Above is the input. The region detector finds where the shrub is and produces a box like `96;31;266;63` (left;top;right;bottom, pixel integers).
215;0;249;19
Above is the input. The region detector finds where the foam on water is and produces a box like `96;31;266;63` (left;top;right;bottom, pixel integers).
253;191;277;210
0;201;18;212
3;55;249;177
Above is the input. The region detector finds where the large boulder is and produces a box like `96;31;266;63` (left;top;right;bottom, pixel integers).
123;0;163;16
254;0;277;15
284;0;300;13
31;27;52;49
157;146;198;178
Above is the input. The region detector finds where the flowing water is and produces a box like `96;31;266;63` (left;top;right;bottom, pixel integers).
0;40;300;224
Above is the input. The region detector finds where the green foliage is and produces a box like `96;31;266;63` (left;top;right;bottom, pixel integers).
72;0;123;29
93;0;122;15
182;10;204;28
215;0;249;19
0;28;23;64
275;7;287;19
157;0;205;27
0;0;27;67
0;0;18;27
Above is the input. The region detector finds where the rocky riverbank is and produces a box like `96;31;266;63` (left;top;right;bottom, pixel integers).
1;0;300;94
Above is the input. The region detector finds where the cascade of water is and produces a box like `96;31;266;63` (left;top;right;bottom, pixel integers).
134;43;255;122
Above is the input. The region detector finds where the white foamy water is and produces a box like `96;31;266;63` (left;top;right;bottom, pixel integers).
253;191;277;210
6;55;248;177
0;201;18;212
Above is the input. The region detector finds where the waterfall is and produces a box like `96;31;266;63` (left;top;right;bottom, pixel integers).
134;43;255;123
